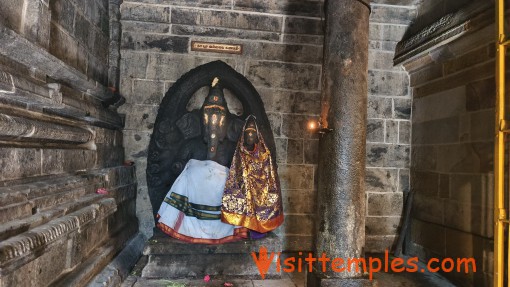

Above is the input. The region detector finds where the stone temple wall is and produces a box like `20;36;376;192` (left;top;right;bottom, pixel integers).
119;0;415;252
0;0;138;286
364;1;415;252
404;13;495;287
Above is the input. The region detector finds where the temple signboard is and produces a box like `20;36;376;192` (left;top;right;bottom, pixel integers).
191;41;243;54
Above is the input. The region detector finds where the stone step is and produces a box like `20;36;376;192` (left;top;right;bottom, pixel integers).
0;165;138;286
0;198;117;273
0;176;97;225
0;193;108;241
52;244;118;287
0;166;136;226
53;225;139;287
141;231;282;280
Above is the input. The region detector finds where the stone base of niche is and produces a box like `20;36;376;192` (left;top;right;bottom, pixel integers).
138;229;283;280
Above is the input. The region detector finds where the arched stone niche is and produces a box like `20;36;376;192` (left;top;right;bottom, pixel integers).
146;60;276;217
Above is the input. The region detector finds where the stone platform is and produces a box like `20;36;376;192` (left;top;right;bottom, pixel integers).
139;229;282;280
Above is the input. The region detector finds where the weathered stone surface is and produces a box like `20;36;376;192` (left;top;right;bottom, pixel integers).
50;0;76;32
435;142;493;173
120;51;149;79
1;238;68;286
122;104;158;131
0;0;23;32
234;0;323;17
275;137;287;164
267;112;282;137
0;199;116;269
144;53;236;81
368;70;409;96
278;164;314;190
281;114;319;139
0;148;41;181
409;63;443;86
122;32;189;53
89;232;146;286
412;116;459;144
0;114;93;145
120;3;170;23
282;214;314;235
369;50;399;70
22;0;51;49
365;216;401;236
381;24;408;42
398;121;411;144
394;98;411;119
284;17;323;35
124;130;151;159
255;43;323;64
282;189;316;214
367;193;403;216
413;60;493;99
283;235;314;251
49;22;79;70
443;200;493;237
411;145;437;171
411;171;439;196
69;218;109;267
172;8;283;32
304;140;319;164
259;88;321;114
443;45;493;75
287;139;303;164
366;144;410;168
63;149;97;171
370;5;416;25
412;192;444;225
366;119;384;143
0;201;33;225
466;77;495;111
0;24;114;101
367;96;392;119
122;21;170;33
365;235;397;253
385;120;398;144
127;80;166;105
449;174;490;205
412;86;466;123
410;219;445;256
470;110;493;141
246;61;321;91
365;168;398;193
142;232;282;278
172;25;280;41
282;34;323;46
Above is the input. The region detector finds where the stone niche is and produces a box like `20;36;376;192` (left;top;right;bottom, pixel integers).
146;60;277;216
142;60;282;279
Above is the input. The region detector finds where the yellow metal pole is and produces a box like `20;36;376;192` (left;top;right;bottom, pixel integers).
495;0;506;286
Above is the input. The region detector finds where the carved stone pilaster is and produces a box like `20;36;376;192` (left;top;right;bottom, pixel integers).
394;1;493;66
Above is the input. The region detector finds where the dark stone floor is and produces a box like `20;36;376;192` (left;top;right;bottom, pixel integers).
121;252;457;287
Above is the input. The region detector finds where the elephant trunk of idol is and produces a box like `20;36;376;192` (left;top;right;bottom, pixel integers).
207;132;219;159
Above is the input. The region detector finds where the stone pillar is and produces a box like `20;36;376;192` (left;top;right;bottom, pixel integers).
307;0;371;286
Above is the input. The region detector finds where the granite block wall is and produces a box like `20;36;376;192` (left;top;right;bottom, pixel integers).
119;0;324;252
405;22;495;286
119;0;415;253
0;0;137;285
365;2;415;252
